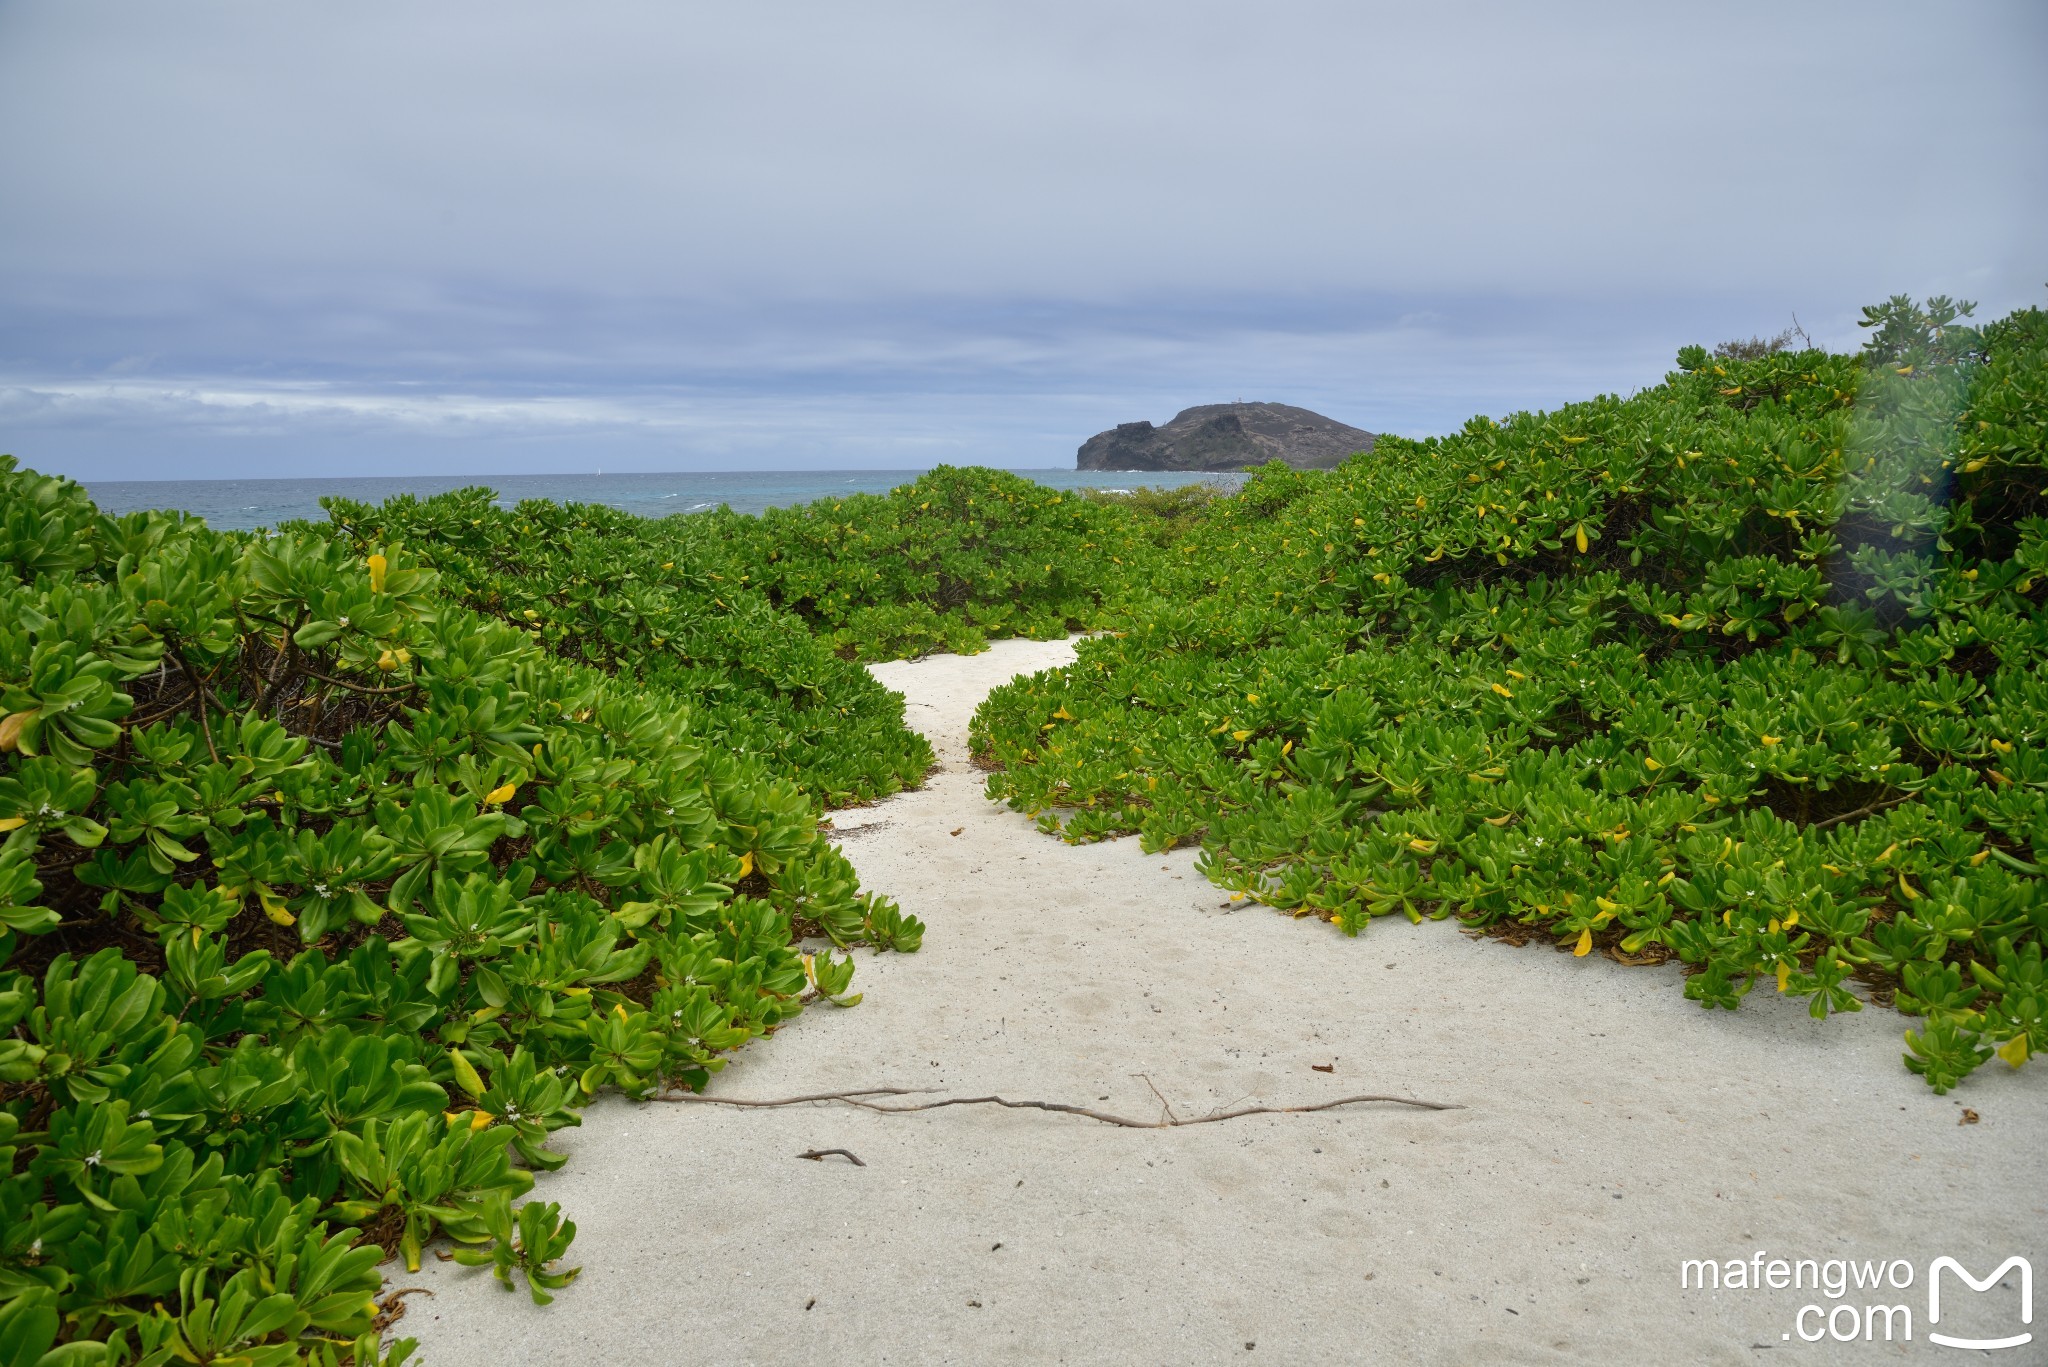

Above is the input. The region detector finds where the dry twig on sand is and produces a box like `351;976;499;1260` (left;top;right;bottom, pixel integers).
655;1085;1462;1130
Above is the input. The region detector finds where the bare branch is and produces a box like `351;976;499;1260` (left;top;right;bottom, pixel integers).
301;667;421;697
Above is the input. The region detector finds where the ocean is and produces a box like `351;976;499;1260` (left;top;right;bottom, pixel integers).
80;468;1242;532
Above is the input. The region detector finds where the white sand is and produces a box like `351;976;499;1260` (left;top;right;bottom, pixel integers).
405;638;2046;1365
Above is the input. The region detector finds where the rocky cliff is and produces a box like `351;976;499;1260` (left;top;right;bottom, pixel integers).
1076;402;1374;472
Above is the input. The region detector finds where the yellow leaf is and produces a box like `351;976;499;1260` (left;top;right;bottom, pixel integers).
1898;871;1920;901
1776;961;1791;993
1051;706;1073;720
1961;457;1988;473
1414;496;1426;509
1280;740;1292;756
1232;729;1252;741
1246;693;1258;703
484;782;518;806
1574;928;1593;957
1574;524;1589;554
1643;756;1662;771
1491;683;1514;698
1596;897;1620;914
0;816;24;832
1408;838;1437;854
1759;734;1781;746
1997;1035;2030;1068
449;1049;486;1099
261;897;297;927
1505;669;1527;681
367;553;387;593
1969;849;1990;867
1784;909;1799;928
0;710;34;752
1482;813;1513;826
737;851;754;879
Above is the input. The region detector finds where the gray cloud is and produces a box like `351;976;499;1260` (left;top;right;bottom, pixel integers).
2;1;2043;479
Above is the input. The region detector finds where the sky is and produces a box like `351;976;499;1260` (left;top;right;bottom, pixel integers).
2;1;2044;481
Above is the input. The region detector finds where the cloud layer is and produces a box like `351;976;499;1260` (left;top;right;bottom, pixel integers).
2;1;2043;478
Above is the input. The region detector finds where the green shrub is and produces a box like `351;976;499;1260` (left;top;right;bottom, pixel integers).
0;461;918;1361
740;466;1169;659
973;297;2048;1093
309;488;936;807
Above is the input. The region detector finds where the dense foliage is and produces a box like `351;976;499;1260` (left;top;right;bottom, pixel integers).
312;467;1174;802
309;487;936;809
738;465;1168;660
974;297;2048;1094
0;464;921;1364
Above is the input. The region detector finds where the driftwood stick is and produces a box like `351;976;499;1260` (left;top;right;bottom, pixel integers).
1136;1072;1180;1124
656;1087;933;1108
796;1148;867;1166
655;1086;1462;1129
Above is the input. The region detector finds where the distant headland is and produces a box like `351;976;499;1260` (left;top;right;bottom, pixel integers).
1076;401;1375;472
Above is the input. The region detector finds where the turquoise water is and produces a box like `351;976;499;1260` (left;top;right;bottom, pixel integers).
82;467;1241;531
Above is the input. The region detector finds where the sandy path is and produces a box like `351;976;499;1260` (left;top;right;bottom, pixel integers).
406;638;2045;1365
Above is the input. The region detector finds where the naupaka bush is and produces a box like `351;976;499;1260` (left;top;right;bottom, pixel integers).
973;296;2048;1094
0;463;920;1363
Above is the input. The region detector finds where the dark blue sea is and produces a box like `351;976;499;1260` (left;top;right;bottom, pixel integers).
81;468;1242;532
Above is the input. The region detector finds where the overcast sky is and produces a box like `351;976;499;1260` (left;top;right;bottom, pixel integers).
2;1;2043;480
